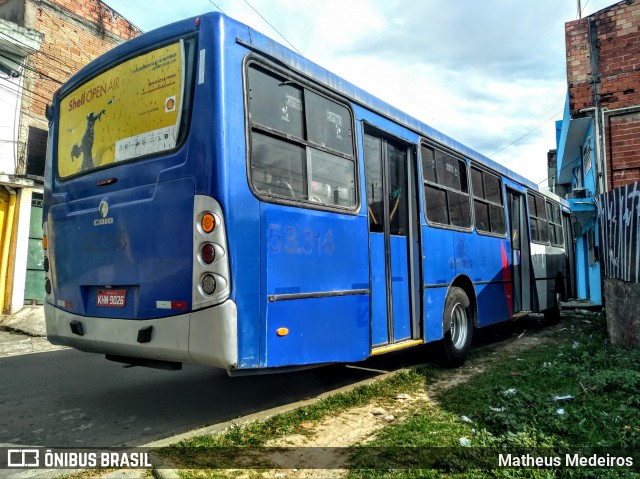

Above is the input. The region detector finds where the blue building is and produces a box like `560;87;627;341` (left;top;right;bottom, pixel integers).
551;94;601;306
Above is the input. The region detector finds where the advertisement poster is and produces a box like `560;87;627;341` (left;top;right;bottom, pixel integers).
57;41;184;178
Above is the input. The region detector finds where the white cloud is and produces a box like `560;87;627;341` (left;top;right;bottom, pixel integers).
102;0;621;187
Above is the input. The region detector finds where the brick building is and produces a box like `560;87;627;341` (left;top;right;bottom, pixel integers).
551;0;640;309
0;0;140;314
563;0;640;190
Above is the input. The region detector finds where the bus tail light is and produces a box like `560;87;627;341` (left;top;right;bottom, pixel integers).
43;222;53;300
201;212;215;233
201;243;215;264
192;196;230;310
201;274;216;295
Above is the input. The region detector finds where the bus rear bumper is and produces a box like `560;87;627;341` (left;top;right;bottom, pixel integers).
44;300;238;370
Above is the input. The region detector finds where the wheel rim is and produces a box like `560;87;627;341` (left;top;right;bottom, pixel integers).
450;303;468;350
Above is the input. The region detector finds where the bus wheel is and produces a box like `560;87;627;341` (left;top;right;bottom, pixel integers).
439;287;473;367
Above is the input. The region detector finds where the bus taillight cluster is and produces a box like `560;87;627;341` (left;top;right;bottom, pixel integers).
42;225;52;296
192;196;231;310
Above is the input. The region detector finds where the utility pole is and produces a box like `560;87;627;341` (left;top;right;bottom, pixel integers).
577;0;582;18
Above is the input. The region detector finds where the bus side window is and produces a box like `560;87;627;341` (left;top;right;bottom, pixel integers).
548;202;564;246
527;192;550;244
247;63;356;209
309;149;355;206
251;133;306;199
422;145;471;229
471;166;506;235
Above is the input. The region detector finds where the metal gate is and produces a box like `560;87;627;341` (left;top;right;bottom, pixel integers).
24;194;45;305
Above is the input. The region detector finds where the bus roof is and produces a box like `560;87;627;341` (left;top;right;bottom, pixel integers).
57;11;566;206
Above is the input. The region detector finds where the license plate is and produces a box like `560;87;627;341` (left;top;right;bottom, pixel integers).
96;289;126;308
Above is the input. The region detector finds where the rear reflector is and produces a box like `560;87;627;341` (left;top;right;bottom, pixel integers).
156;301;188;310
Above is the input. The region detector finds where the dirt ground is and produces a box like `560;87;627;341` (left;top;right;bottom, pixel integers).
214;319;566;478
0;329;64;357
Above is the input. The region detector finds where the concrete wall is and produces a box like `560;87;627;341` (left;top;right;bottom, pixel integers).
0;73;22;175
604;278;640;347
598;182;640;347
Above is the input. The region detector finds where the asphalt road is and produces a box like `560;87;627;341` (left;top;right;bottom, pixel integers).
0;348;390;447
0;315;547;449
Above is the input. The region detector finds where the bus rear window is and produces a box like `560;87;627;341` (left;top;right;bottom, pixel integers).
57;40;192;179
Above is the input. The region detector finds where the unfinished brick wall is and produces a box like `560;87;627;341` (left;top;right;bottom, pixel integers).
608;112;640;187
565;0;640;190
26;0;141;117
13;0;141;174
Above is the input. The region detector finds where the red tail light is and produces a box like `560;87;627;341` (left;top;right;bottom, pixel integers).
201;243;215;264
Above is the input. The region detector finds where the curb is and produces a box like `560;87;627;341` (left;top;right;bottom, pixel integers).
144;365;410;477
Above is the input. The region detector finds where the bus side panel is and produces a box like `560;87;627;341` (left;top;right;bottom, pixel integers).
421;226;455;286
214;24;264;369
475;283;510;326
453;233;512;327
264;296;369;367
424;288;447;342
421;225;454;342
260;203;370;367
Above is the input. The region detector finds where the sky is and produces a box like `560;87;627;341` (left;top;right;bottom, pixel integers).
102;0;620;188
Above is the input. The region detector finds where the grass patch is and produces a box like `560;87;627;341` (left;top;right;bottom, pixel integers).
160;312;640;478
160;369;425;472
348;313;640;478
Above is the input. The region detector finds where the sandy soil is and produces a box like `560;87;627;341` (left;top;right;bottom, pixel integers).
212;322;564;478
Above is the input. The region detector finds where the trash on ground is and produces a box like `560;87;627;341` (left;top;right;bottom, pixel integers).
459;437;471;446
553;395;574;401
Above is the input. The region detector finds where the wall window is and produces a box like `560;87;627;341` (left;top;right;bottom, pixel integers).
471;167;506;235
247;65;356;209
421;145;471;228
528;192;549;243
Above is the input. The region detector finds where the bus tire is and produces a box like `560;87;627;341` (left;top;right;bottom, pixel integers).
439;287;473;367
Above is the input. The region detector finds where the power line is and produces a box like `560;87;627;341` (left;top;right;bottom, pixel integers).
206;0;227;15
0;30;75;78
0;79;52;107
580;0;592;18
241;0;302;55
487;109;563;158
39;8;95;64
537;155;582;187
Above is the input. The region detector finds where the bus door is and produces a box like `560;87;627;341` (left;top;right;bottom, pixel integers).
363;129;421;348
507;189;532;314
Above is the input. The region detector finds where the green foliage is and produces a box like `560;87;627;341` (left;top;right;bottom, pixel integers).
348;313;640;478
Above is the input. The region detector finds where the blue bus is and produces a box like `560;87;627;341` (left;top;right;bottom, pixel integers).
43;12;572;374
